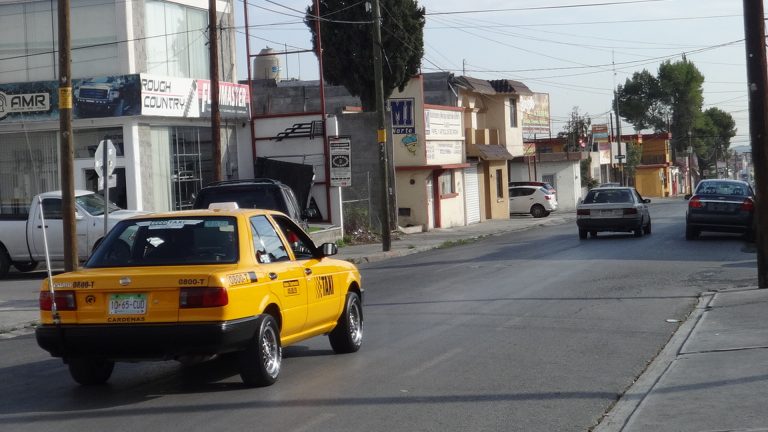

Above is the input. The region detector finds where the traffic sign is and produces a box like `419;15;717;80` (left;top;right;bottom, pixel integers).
615;154;626;160
94;139;116;178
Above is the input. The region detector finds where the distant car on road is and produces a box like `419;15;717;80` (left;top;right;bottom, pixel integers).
685;179;755;240
576;186;651;239
509;185;557;218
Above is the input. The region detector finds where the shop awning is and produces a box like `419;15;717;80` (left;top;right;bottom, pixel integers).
395;163;471;171
467;144;515;160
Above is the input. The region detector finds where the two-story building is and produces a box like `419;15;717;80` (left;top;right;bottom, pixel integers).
0;0;250;213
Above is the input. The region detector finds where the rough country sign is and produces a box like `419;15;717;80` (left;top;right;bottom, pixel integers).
0;90;50;121
140;74;250;118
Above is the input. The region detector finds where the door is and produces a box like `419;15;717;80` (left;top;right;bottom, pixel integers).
249;215;308;337
30;198;89;260
271;215;342;332
464;164;481;224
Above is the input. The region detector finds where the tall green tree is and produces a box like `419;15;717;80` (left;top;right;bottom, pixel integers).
616;58;705;153
693;107;737;175
305;0;425;111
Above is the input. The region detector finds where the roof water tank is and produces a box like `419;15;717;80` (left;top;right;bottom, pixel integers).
253;47;281;80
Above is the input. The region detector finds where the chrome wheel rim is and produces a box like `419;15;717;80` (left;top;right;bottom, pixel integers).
261;324;281;377
348;299;363;345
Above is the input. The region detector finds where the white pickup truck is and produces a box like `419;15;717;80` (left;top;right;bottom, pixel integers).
0;190;147;278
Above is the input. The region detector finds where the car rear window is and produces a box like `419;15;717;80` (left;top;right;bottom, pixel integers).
696;182;749;197
583;189;633;204
196;187;288;213
86;216;239;267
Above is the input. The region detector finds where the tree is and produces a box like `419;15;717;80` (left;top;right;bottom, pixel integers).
616;58;705;153
558;107;591;152
693;107;737;175
305;0;425;111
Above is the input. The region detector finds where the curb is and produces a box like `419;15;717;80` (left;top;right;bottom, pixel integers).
593;292;714;431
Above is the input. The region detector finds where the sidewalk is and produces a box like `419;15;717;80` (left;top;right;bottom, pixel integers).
595;287;768;432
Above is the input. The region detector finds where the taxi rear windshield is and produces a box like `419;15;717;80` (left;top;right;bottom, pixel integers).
87;216;239;267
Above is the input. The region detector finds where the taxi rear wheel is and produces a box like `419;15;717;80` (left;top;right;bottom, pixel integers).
67;358;115;385
239;314;281;387
329;292;363;354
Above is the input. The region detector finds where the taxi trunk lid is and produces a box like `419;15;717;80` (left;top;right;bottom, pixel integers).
50;267;220;324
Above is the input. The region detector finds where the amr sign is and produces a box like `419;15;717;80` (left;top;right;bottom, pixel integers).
0;91;50;120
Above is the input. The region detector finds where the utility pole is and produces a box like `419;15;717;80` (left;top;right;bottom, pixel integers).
209;0;222;181
372;0;392;251
58;0;77;272
743;0;768;288
613;89;624;186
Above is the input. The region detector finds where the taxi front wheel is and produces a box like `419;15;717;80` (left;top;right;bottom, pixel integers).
329;291;364;354
68;358;115;385
239;314;282;387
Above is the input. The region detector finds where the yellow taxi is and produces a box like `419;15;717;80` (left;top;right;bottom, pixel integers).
35;204;363;387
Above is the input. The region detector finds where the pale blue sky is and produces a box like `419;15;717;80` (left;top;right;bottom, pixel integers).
235;0;752;148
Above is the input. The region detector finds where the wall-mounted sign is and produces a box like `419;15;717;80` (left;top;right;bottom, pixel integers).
329;136;352;187
425;109;462;140
389;98;416;134
0;90;50;120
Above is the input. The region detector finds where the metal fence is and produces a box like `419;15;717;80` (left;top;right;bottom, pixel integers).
341;171;376;233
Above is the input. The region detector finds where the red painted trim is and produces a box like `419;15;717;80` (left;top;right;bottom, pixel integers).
395;163;470;171
424;104;463;112
439;192;459;199
252;111;324;120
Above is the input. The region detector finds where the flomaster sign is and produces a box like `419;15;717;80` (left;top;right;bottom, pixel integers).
0;90;50;120
140;74;250;118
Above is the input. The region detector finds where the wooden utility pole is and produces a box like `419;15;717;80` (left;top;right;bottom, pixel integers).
58;0;77;272
209;0;222;181
742;0;768;288
372;0;392;251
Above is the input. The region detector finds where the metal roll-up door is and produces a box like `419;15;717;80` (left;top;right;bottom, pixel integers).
464;163;481;224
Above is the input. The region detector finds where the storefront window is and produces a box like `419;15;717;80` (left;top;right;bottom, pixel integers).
0;131;59;215
438;170;456;198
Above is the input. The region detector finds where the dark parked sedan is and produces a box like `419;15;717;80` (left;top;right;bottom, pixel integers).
577;187;651;239
685;179;755;240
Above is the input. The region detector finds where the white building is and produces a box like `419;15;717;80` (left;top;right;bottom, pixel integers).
0;0;251;213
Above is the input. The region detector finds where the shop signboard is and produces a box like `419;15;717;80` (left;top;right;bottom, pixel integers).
329;136;352;187
521;92;551;137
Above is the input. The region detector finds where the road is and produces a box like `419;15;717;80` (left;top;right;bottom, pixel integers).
0;199;757;431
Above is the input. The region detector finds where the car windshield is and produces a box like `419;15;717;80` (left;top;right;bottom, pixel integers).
583;189;633;204
86;216;239;267
696;182;749;197
76;193;121;216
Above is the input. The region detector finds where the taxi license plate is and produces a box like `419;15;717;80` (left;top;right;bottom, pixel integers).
108;294;147;315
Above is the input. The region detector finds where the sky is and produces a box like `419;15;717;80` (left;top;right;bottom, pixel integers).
233;0;752;150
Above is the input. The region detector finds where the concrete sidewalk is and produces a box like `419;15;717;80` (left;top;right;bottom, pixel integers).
595;287;768;432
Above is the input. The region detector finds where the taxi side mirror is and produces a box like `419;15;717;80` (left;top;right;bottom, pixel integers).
320;242;337;257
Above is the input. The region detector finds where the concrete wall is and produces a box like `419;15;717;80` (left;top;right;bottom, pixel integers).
396;170;431;229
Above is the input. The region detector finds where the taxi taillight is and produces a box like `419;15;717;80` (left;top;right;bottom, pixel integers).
39;291;77;311
179;287;229;308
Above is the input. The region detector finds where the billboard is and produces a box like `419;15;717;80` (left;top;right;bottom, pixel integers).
521;92;550;137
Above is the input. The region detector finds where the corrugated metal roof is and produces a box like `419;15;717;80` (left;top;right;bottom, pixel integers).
467;144;515;160
488;79;533;95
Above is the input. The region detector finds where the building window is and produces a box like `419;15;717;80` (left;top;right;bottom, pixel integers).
146;0;209;78
0;0;118;83
438;170;457;198
509;97;518;128
496;169;503;198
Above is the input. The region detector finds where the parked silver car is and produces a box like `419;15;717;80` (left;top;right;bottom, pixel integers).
509;185;558;218
576;187;651;239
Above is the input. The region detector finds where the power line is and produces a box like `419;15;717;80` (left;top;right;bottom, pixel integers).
425;0;664;16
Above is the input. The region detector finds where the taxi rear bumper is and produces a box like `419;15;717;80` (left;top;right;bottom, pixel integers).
36;316;260;360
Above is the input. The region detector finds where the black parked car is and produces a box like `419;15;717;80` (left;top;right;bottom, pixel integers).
192;179;315;227
685;179;755;240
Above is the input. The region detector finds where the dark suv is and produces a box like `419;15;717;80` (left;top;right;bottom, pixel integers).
192;179;314;227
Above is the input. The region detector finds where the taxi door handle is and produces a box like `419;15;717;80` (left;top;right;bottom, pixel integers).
304;268;312;276
268;272;278;280
37;225;48;229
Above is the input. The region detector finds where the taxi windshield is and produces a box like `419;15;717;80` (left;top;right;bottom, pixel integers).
87;216;239;267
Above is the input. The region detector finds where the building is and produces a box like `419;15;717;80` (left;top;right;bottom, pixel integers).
0;0;250;213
